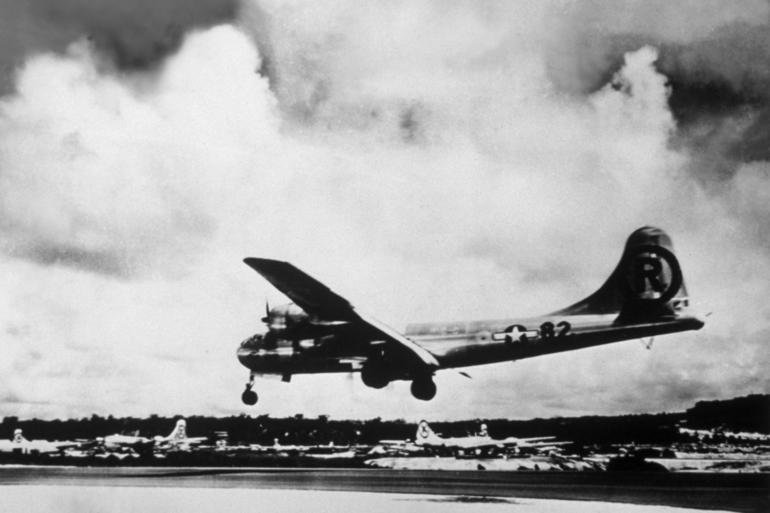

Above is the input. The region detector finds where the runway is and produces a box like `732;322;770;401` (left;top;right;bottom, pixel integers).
0;466;767;513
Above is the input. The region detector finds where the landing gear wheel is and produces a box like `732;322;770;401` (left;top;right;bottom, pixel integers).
361;364;389;389
242;373;258;405
241;388;258;405
410;376;437;401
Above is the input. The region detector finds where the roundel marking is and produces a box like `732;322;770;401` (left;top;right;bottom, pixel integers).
624;244;682;305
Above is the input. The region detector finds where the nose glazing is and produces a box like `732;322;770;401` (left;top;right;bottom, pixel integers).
237;334;263;367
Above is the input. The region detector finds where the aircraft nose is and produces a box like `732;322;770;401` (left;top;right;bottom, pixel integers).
237;345;253;368
237;334;263;368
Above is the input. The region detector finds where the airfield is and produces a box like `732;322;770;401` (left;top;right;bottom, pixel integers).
0;466;768;513
4;424;769;474
2;396;768;512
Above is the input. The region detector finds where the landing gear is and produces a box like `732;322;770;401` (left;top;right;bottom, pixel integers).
242;388;258;405
361;364;389;389
410;376;437;401
241;373;258;405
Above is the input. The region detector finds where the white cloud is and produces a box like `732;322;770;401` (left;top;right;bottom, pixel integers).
0;3;767;420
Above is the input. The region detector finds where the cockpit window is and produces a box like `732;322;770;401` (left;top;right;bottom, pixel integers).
240;334;263;349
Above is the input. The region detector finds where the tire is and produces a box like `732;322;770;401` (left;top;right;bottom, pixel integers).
361;364;389;389
410;377;437;401
241;389;258;405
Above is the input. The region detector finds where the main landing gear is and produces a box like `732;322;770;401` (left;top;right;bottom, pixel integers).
410;375;437;401
361;363;437;401
241;373;258;405
361;363;389;389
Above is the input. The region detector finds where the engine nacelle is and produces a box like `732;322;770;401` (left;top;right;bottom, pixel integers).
262;303;309;333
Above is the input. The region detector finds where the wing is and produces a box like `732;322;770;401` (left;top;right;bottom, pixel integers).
356;312;440;368
244;258;439;369
244;258;354;320
496;435;557;446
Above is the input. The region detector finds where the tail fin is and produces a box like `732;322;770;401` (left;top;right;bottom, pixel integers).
12;429;26;444
552;227;690;322
416;420;436;444
167;419;187;442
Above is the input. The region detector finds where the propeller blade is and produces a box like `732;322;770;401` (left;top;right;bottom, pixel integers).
262;299;270;323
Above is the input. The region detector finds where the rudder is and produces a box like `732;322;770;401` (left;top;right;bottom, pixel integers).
416;420;436;443
552;226;690;322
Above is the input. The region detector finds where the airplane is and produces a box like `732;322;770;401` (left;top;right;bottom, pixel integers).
237;226;704;404
270;440;362;459
240;437;360;459
368;438;424;456
100;431;152;450
153;419;208;451
414;420;566;455
723;430;770;442
0;428;78;455
259;438;306;454
678;426;770;443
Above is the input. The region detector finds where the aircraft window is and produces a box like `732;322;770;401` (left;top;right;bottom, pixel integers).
240;335;263;348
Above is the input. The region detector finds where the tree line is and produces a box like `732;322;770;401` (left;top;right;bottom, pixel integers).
1;394;766;445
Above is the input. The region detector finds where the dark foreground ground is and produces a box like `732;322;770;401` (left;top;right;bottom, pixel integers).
0;466;767;513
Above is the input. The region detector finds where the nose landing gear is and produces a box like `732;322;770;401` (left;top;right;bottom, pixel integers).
241;373;258;405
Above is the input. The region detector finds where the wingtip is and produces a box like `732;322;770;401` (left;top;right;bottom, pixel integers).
244;258;273;274
244;257;286;267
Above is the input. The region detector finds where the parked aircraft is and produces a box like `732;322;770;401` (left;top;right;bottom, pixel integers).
154;419;208;450
368;439;424;456
248;437;358;457
237;227;704;404
246;438;315;455
724;431;770;442
679;426;770;443
0;429;77;455
100;432;152;450
414;421;565;455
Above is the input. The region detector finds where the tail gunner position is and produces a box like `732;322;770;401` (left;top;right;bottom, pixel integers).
237;227;704;405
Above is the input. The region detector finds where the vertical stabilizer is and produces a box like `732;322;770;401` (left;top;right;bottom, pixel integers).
552;227;691;322
167;419;187;442
415;420;438;445
12;429;26;444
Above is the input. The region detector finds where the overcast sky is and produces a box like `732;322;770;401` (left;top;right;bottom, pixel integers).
1;0;768;421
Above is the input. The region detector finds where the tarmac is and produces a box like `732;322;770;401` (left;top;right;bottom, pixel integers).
0;466;768;513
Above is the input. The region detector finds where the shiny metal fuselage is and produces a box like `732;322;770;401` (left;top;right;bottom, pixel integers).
236;313;704;378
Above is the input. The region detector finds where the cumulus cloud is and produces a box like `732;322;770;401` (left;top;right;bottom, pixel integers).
0;1;768;420
542;0;770;177
0;0;238;94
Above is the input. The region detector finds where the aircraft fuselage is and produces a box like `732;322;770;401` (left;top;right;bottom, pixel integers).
237;312;703;378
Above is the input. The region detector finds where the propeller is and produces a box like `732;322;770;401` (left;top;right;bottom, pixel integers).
262;299;271;324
